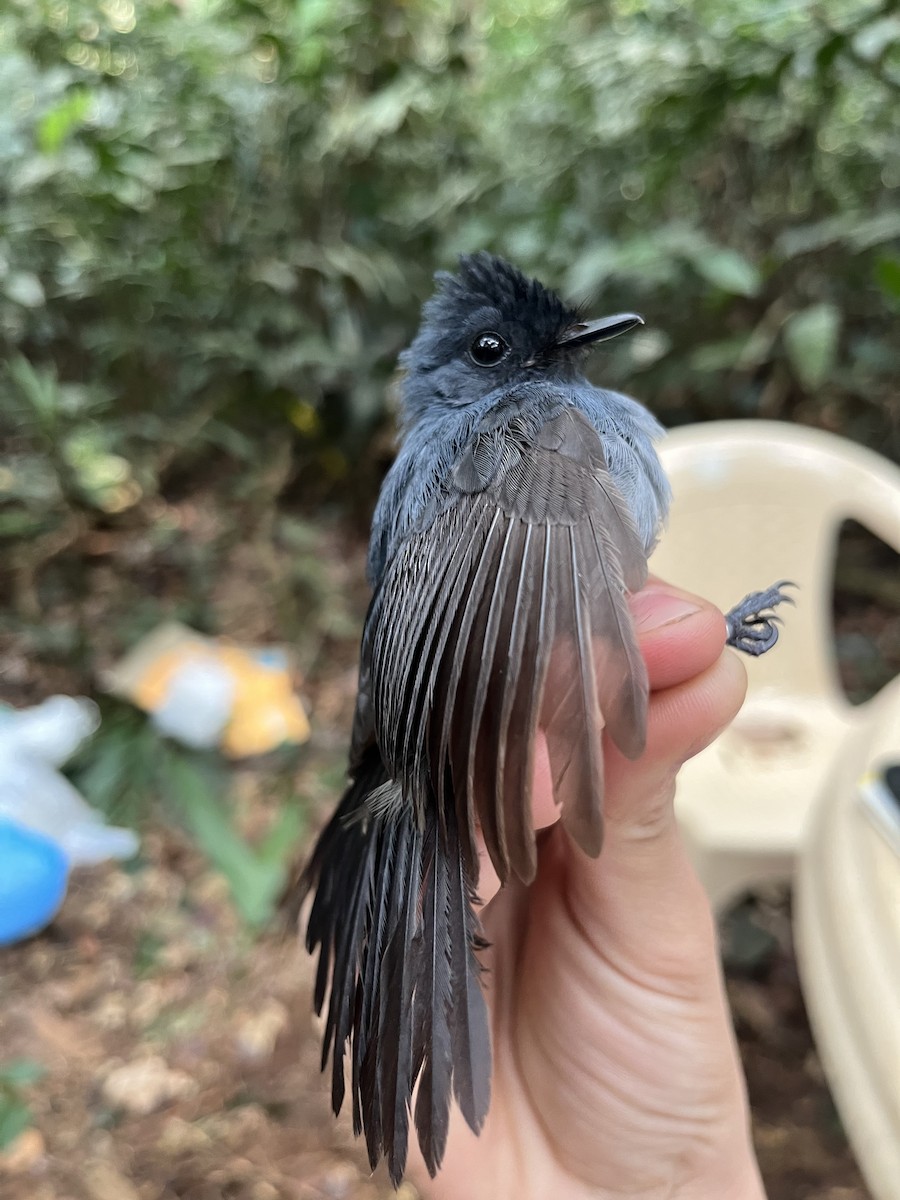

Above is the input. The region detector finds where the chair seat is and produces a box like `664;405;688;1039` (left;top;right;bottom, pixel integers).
675;694;858;908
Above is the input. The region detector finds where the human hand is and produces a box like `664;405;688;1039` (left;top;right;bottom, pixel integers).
410;578;766;1200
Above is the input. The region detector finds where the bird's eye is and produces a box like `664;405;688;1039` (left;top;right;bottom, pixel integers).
469;331;509;368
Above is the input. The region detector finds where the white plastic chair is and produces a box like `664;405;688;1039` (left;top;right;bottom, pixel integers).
649;420;900;1200
794;673;900;1200
649;420;900;907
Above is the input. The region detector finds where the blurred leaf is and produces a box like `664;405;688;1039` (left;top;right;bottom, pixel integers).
0;508;55;538
783;304;841;390
321;77;420;154
249;260;296;294
259;799;305;864
3;272;45;308
0;1098;31;1150
158;750;300;927
37;89;90;154
0;1061;46;1088
689;249;762;298
875;256;900;304
70;714;152;828
778;212;900;259
689;335;752;373
0;1060;44;1151
852;15;900;61
4;357;59;431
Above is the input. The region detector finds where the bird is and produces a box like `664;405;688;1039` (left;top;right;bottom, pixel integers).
284;253;791;1185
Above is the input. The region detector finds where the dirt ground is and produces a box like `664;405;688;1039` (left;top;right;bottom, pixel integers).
0;833;876;1200
1;508;896;1200
0;826;877;1200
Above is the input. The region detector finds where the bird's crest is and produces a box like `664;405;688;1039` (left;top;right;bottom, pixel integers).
423;252;579;343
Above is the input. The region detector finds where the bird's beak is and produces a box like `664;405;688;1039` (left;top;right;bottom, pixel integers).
556;313;644;348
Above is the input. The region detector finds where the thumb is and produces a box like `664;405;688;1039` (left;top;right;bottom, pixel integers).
601;578;746;837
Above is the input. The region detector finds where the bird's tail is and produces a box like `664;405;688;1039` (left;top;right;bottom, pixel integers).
287;748;492;1185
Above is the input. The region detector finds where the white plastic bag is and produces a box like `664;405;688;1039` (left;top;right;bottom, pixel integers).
0;696;139;867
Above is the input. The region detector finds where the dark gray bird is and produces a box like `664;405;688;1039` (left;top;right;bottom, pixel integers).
286;254;790;1185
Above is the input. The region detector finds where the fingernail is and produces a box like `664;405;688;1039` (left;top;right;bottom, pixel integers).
631;588;702;632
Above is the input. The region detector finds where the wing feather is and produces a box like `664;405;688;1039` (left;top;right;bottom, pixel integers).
542;524;605;854
465;516;520;874
495;521;549;882
367;406;649;885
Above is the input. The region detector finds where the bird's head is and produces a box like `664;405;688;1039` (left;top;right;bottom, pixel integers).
398;252;642;426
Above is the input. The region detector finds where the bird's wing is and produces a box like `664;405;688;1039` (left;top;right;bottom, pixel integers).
364;405;649;885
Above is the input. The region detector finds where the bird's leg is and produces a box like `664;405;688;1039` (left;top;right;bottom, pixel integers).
724;581;796;657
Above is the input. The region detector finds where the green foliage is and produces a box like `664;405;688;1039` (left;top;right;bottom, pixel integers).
157;749;304;927
1;1;897;524
0;1060;45;1149
1;355;139;529
67;699;305;926
784;304;842;391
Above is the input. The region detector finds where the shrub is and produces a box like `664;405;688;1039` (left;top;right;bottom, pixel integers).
1;0;897;550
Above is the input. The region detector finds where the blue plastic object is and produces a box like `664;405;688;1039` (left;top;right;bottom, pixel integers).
0;817;69;946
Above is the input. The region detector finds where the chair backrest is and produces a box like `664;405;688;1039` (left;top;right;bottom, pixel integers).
649;421;900;706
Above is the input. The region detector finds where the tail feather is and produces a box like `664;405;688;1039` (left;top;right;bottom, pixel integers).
412;818;453;1170
358;811;402;1166
290;749;491;1185
448;843;492;1132
355;818;397;1149
372;814;417;1176
353;816;397;1143
322;829;376;1111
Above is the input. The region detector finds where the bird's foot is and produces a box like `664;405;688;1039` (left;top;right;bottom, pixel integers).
725;581;796;657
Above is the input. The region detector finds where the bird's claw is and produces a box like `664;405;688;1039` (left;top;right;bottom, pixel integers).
725;580;796;658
